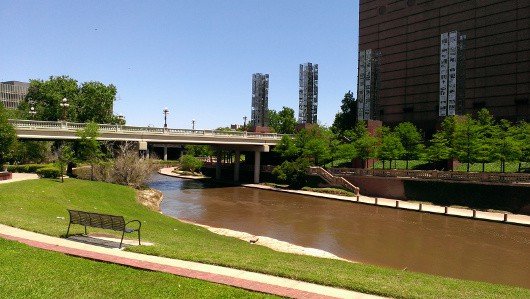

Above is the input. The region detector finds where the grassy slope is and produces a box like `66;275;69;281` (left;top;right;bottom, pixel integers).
0;238;276;299
0;179;528;299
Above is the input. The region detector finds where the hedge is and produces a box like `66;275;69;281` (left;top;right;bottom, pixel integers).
36;167;61;179
5;164;49;173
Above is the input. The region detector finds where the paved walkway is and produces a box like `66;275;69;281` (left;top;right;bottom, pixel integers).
0;224;385;299
0;172;39;184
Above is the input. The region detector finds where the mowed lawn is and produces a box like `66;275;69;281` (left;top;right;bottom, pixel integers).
1;178;529;299
0;238;278;298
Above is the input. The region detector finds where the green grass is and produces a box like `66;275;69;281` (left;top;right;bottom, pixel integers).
329;159;530;173
0;238;277;298
301;187;355;197
1;178;529;299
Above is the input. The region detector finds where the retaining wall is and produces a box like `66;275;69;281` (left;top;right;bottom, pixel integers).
342;175;530;215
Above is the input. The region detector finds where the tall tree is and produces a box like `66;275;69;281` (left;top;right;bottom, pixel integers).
512;121;530;172
394;122;424;169
268;107;297;134
19;75;118;124
77;122;104;180
475;108;496;171
452;115;481;172
492;119;521;173
0;105;17;166
427;116;457;168
331;91;356;134
77;81;117;123
351;122;378;168
377;126;404;169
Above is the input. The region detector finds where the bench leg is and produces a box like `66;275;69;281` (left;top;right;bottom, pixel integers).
66;223;72;238
119;231;126;249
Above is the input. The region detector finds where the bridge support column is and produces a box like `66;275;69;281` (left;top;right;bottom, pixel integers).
253;150;260;183
163;145;168;161
216;149;222;180
234;150;241;182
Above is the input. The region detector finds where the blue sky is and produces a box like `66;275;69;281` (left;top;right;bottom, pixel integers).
1;1;359;129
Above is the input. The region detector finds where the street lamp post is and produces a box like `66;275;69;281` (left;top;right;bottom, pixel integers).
192;119;195;130
29;106;36;119
243;116;247;128
60;97;69;121
163;107;169;128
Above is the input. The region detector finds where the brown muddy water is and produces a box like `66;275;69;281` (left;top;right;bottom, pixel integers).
149;174;530;288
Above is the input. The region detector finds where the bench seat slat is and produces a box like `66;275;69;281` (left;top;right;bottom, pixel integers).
66;209;141;248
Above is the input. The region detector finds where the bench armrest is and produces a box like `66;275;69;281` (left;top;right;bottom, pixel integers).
125;219;142;231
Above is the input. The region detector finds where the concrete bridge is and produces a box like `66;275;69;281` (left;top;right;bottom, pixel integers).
9;119;285;183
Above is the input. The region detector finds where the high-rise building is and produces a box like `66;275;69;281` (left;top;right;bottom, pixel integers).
1;81;29;110
298;63;319;124
358;0;529;134
251;73;269;127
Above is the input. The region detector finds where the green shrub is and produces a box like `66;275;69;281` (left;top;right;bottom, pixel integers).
5;164;49;173
180;155;203;173
36;167;61;178
272;158;310;189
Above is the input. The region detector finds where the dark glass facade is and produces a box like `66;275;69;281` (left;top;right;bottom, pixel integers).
358;0;529;133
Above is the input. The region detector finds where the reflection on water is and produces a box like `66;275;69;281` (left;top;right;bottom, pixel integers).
150;174;530;288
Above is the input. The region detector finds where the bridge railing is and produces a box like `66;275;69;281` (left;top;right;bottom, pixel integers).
9;119;286;140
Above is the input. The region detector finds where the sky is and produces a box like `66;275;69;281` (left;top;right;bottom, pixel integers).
1;1;359;129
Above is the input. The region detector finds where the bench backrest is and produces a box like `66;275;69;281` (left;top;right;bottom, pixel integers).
68;209;126;231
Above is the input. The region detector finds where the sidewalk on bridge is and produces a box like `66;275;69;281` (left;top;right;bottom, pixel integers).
0;224;386;299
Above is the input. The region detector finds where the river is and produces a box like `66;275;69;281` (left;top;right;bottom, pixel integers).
149;173;530;288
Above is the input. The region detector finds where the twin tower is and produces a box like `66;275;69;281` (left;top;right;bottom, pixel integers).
251;63;318;128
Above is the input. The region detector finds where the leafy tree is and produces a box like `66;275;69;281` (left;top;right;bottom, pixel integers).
492;119;521;173
350;122;378;168
56;142;75;183
18;75;118;123
452;115;481;172
377;126;404;169
180;154;203;173
272;158;310;188
185;145;213;157
76;122;103;180
20;76;79;121
77;81;117;123
296;126;332;166
475;109;496;171
394;122;424;169
11;141;53;164
427;116;457;167
0;105;17;167
268;107;297;134
273;135;300;161
331;91;356;134
513;121;530;172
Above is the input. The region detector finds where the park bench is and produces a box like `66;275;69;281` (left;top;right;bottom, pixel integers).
66;209;141;249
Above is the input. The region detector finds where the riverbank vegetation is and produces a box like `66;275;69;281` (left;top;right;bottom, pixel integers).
1;178;528;299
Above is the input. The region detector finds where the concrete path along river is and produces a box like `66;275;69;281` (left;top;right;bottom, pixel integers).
150;173;530;289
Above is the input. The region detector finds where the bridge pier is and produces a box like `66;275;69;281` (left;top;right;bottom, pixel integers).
163;145;168;161
216;149;222;180
234;150;241;182
254;150;261;183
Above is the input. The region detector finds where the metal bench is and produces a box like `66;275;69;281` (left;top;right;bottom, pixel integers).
66;209;141;249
